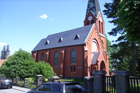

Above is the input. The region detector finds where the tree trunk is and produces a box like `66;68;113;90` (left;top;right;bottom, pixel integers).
131;42;136;76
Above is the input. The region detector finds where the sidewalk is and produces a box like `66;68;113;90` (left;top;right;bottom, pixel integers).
13;86;31;93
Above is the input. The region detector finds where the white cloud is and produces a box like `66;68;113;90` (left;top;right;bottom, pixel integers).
40;14;48;19
0;42;7;47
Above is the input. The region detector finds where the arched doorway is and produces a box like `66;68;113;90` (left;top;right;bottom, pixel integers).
90;39;99;76
100;61;105;71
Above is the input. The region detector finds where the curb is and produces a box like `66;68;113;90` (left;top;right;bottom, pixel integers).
13;86;30;93
13;87;27;92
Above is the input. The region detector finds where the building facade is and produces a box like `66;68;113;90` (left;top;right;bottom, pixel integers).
32;0;109;78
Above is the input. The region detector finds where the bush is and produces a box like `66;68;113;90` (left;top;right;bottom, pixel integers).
33;61;56;79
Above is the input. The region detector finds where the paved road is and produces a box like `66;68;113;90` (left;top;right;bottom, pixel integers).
0;86;30;93
0;88;25;93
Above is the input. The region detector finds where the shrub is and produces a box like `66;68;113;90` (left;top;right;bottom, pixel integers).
33;61;56;79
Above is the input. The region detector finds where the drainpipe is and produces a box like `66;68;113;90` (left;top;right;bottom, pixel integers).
63;48;66;78
82;45;85;79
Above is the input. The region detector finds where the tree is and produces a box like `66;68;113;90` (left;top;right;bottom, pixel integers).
33;61;56;78
0;49;56;79
116;0;140;43
104;0;140;42
107;39;113;73
103;0;140;76
0;49;36;79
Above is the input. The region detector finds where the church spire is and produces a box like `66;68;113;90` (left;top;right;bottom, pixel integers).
1;45;10;59
2;46;6;52
86;0;101;17
84;0;101;26
6;45;10;52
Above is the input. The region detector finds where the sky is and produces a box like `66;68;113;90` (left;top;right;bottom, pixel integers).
0;0;115;56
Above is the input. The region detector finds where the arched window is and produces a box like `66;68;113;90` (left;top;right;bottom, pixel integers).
41;53;44;61
91;20;94;24
71;50;76;63
55;51;59;66
101;23;103;34
91;40;99;53
87;21;89;25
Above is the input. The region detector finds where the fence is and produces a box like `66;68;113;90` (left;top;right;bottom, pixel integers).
1;72;140;93
12;77;36;88
12;75;46;88
85;71;140;93
129;77;140;93
105;76;116;93
105;76;140;93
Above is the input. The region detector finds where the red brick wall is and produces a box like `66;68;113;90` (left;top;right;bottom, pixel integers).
32;45;85;78
0;59;7;67
84;12;109;76
84;11;97;26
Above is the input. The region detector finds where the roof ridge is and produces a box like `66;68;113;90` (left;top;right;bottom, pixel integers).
47;24;93;37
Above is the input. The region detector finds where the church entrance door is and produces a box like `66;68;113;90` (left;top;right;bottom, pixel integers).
100;61;105;71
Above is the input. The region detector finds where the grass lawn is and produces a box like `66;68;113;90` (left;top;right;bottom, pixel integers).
18;78;85;88
60;79;84;86
18;80;24;86
18;79;36;88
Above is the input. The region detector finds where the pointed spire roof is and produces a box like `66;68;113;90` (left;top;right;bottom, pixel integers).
6;45;10;52
2;46;6;52
86;0;101;17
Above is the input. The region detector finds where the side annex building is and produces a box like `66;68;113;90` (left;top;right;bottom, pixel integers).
32;0;109;78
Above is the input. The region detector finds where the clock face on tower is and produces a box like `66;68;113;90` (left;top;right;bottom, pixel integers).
88;16;92;21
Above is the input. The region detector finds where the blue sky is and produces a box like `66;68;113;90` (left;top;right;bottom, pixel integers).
0;0;115;55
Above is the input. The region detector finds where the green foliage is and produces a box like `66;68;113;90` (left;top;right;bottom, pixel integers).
116;0;140;43
107;39;112;55
60;79;84;86
104;0;140;43
104;0;140;76
27;78;34;82
33;61;56;79
0;49;36;79
0;49;56;79
107;39;112;73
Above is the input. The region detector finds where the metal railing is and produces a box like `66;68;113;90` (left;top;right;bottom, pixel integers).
129;76;140;93
105;76;116;93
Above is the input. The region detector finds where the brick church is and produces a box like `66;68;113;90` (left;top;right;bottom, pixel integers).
32;0;109;78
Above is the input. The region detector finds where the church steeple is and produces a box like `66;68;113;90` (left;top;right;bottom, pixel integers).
2;46;6;52
6;45;10;52
1;45;10;59
84;0;101;26
86;0;101;17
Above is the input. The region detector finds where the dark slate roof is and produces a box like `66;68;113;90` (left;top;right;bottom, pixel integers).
91;52;100;64
32;24;94;52
86;0;101;17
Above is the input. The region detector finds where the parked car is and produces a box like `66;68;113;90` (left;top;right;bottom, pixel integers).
0;79;12;89
27;81;87;93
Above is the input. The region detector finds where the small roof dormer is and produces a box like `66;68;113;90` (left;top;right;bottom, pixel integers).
58;38;63;43
45;40;49;45
74;34;80;40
